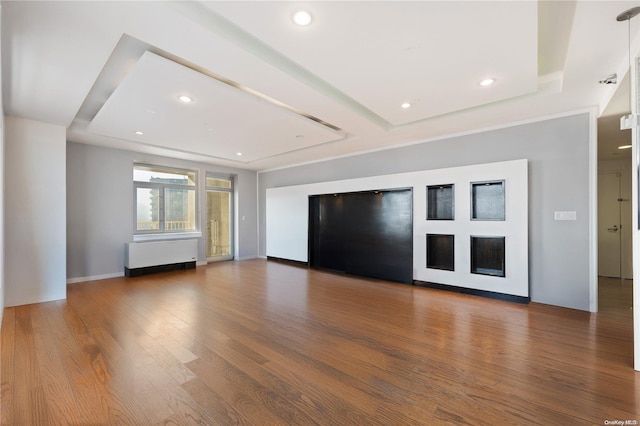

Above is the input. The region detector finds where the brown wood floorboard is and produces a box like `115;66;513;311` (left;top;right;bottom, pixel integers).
1;259;638;425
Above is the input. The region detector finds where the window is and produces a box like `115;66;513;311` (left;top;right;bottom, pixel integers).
134;164;197;234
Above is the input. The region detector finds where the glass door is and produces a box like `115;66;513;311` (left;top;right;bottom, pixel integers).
206;175;233;261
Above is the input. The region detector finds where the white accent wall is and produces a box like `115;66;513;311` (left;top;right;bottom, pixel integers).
631;59;640;372
0;4;5;322
0;118;4;321
5;117;66;306
633;131;640;371
267;159;528;297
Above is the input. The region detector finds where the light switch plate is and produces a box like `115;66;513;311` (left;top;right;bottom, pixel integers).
554;211;576;221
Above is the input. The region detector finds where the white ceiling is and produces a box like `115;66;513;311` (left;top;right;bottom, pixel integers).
2;1;639;170
86;51;345;163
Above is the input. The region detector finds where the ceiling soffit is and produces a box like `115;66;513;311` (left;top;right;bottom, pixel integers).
84;47;345;163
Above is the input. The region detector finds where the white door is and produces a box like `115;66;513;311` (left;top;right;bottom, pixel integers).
598;172;622;278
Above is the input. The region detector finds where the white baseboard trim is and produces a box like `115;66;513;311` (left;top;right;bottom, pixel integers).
236;255;259;261
67;272;124;284
68;258;257;283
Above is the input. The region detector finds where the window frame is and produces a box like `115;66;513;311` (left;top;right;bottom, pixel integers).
133;163;200;239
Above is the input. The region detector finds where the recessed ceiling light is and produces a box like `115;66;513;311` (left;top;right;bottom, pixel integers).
401;102;412;109
236;152;243;156
178;95;193;103
618;145;632;149
135;131;144;135
479;78;496;87
293;10;312;26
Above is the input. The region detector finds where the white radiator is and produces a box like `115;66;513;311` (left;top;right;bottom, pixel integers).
125;239;197;276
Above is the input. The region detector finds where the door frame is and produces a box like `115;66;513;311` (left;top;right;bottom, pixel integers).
631;57;640;371
205;173;235;262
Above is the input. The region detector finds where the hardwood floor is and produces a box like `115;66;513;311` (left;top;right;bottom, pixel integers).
1;259;638;425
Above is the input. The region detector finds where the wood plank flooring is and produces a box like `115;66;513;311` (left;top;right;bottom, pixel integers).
1;259;638;425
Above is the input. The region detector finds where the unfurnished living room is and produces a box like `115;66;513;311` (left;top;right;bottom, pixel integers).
0;1;639;424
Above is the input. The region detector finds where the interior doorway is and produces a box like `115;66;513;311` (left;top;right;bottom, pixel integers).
596;66;634;311
596;68;637;368
598;171;632;279
597;99;633;334
206;174;234;261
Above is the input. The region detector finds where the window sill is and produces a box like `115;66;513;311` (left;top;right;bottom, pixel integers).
133;232;202;243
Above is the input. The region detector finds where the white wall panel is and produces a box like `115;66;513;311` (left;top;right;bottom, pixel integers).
414;160;528;296
267;159;528;297
5;117;66;306
1;5;5;317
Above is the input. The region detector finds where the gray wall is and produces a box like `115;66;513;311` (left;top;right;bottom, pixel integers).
258;113;592;311
0;112;4;317
67;142;258;280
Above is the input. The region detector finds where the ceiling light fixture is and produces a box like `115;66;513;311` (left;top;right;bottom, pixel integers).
479;78;495;87
617;7;640;129
135;131;144;135
236;152;242;156
293;10;312;26
401;102;411;109
598;74;617;85
619;145;632;149
178;95;193;103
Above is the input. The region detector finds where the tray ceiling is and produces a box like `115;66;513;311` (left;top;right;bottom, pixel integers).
2;1;638;170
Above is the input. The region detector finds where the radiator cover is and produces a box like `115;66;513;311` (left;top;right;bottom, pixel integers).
125;239;198;277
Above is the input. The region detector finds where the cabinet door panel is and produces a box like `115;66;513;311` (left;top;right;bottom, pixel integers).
309;189;413;284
